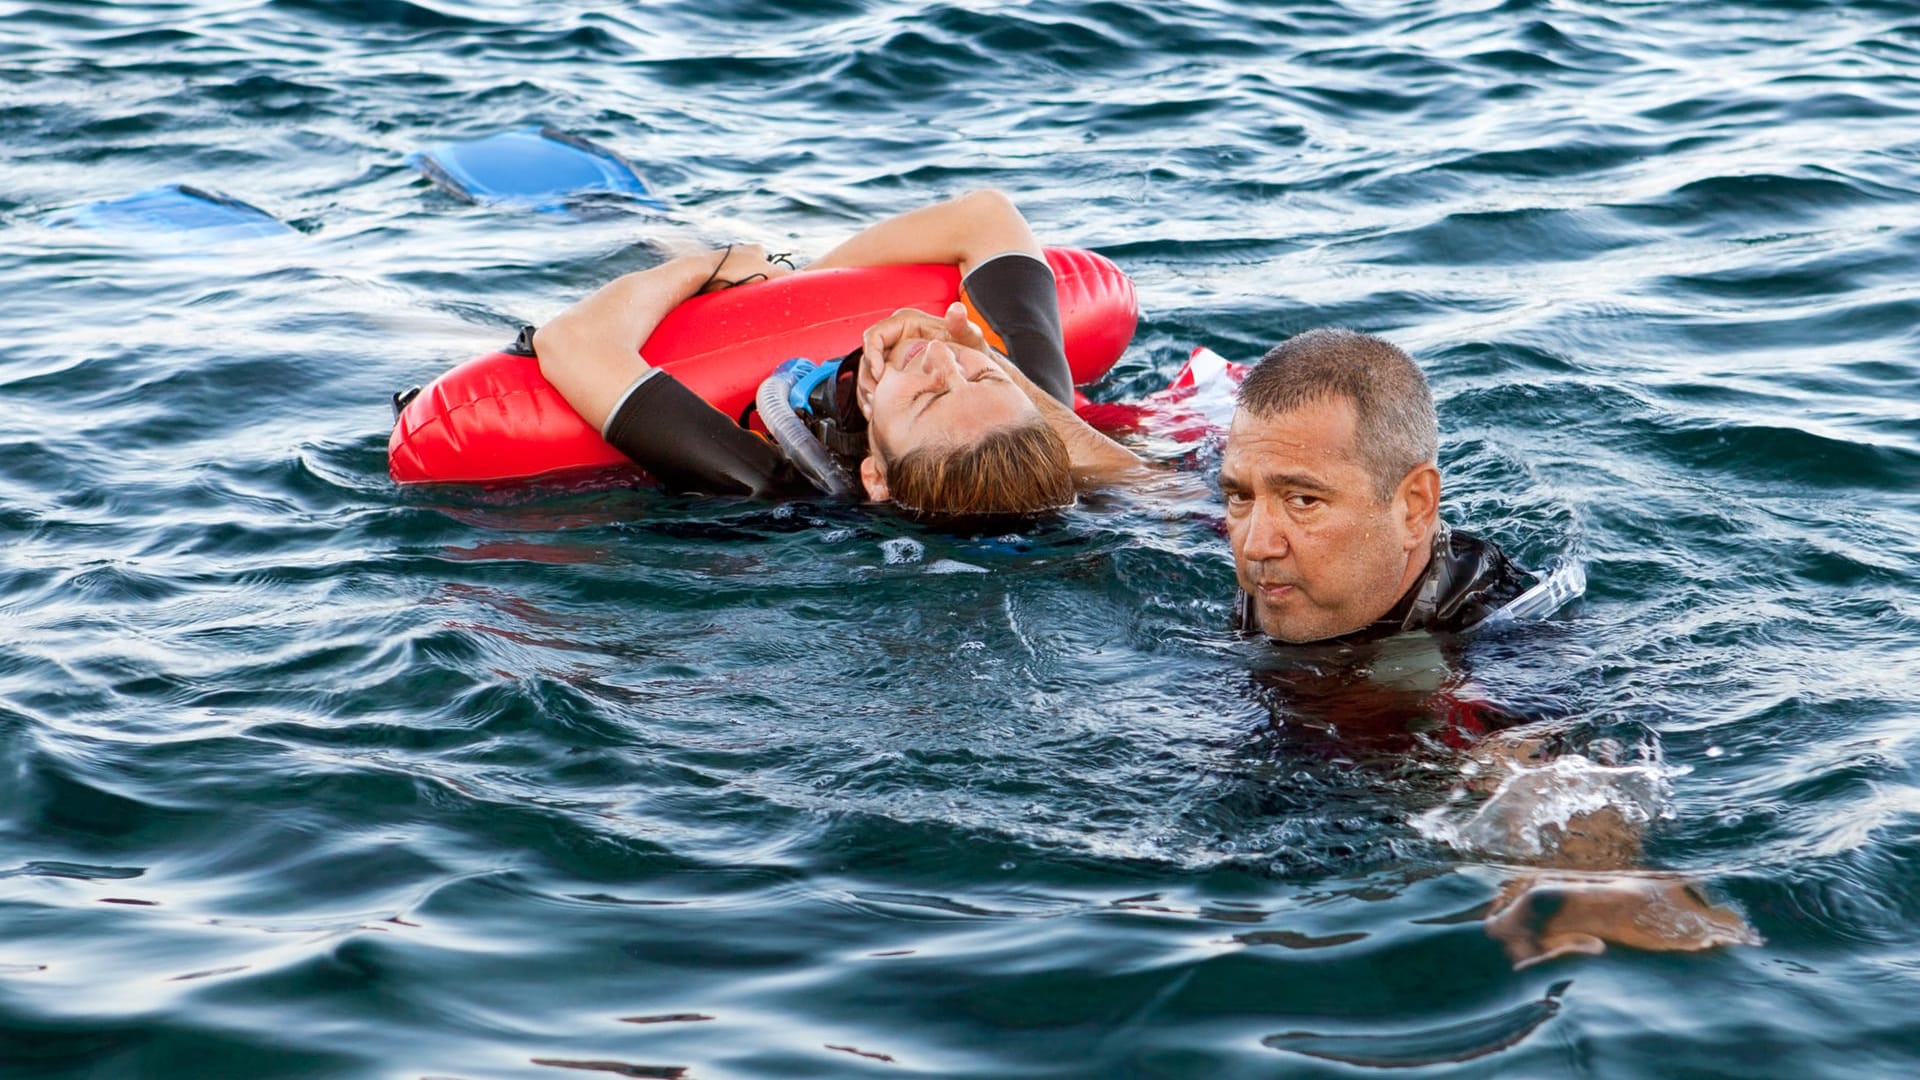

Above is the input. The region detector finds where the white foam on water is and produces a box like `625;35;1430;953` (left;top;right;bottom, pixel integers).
1416;752;1677;861
927;558;988;575
880;537;924;564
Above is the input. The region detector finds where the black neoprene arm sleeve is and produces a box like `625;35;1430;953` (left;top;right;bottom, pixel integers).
600;369;809;497
959;252;1073;405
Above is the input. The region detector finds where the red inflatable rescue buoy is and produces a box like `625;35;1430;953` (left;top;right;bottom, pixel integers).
389;247;1138;485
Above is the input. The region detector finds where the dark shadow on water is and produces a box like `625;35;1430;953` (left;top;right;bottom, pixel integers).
1231;928;1370;949
531;1060;687;1079
1264;979;1571;1067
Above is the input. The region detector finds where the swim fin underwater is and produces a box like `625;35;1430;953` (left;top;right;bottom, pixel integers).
46;125;670;243
45;183;294;242
406;126;670;211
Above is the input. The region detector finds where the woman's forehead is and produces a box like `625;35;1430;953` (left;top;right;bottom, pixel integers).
887;378;1031;442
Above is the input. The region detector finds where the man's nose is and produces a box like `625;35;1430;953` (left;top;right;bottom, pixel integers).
1239;497;1291;560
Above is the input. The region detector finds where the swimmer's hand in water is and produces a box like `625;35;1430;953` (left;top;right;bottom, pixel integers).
858;302;988;414
1486;874;1760;970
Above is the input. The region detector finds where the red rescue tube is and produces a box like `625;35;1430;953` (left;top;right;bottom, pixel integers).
389;247;1138;485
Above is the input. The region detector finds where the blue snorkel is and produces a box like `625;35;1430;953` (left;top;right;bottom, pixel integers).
781;357;842;416
756;358;858;498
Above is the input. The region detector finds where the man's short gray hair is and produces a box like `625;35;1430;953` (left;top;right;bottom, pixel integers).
1236;328;1438;501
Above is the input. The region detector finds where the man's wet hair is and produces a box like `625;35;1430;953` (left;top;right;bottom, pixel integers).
885;417;1074;518
1237;328;1438;501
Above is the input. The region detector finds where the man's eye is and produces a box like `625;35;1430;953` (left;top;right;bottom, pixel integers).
1287;494;1321;510
1224;490;1251;508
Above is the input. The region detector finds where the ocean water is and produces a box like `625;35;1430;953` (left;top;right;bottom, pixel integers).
3;0;1918;1076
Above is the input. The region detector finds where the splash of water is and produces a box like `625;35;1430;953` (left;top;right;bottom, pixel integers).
1416;748;1678;862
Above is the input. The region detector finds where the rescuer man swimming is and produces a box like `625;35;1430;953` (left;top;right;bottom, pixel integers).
1217;328;1756;968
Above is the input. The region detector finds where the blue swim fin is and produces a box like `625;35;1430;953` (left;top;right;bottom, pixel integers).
46;184;293;241
407;126;669;211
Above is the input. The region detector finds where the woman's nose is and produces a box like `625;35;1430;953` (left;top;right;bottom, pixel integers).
913;340;962;378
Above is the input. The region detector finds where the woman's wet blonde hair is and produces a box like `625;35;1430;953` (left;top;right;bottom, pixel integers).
884;418;1073;518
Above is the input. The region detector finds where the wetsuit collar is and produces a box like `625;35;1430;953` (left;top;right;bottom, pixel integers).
1382;522;1452;636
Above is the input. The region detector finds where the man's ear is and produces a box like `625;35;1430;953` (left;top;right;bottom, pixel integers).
1397;463;1441;546
860;455;889;502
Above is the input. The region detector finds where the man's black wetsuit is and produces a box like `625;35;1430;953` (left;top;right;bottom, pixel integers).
549;252;1072;499
1232;525;1535;642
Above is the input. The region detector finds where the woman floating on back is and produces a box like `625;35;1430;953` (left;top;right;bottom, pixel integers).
528;191;1145;518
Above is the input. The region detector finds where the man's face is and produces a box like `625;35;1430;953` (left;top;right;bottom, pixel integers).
1219;396;1427;643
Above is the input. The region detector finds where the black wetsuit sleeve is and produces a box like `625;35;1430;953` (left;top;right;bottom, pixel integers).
601;369;811;498
960;252;1073;405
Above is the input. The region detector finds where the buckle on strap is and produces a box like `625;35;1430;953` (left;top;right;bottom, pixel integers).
392;385;422;418
505;325;538;357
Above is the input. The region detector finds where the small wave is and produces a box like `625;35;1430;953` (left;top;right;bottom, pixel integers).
1357;206;1644;267
1438;137;1657;181
1610;171;1900;234
265;0;498;33
1640;416;1919;493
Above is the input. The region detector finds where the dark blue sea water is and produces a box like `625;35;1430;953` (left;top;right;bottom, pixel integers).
4;1;1918;1076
